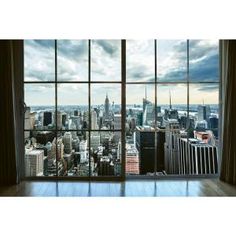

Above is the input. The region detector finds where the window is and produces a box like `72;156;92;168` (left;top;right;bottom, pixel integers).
24;39;220;178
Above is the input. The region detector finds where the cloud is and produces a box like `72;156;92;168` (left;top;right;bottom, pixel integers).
94;40;119;56
127;65;154;82
196;83;219;92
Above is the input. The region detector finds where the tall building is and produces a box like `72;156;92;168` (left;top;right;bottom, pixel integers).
79;140;88;163
62;113;67;127
63;132;72;154
56;111;63;129
104;93;110;119
177;138;218;175
113;114;122;130
164;119;181;174
43;111;52;126
126;144;139;175
25;149;44;176
209;116;218;138
197;105;211;121
91;109;98;129
90;132;101;150
136;126;165;174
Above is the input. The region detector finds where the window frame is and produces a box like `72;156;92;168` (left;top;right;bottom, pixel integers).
23;39;220;180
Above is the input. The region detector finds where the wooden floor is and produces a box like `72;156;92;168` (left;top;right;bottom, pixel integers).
1;178;236;197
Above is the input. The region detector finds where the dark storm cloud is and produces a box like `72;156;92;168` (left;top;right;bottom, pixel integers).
160;41;219;83
189;53;219;82
95;40;119;56
159;69;187;82
189;40;218;60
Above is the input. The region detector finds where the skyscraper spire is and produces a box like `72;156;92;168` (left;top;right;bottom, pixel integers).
169;90;172;110
145;86;147;100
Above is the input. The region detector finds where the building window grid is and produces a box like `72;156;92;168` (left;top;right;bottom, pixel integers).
24;39;220;178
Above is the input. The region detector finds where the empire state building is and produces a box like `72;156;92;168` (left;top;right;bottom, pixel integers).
104;93;110;119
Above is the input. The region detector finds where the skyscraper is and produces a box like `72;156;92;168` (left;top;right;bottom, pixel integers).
136;126;165;174
197;105;211;121
25;149;44;176
104;93;110;119
43;111;52;126
56;111;63;129
91;109;98;129
63;132;72;154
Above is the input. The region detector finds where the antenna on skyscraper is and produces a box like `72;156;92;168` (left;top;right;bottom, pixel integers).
169;90;172;110
145;85;147;100
202;99;205;105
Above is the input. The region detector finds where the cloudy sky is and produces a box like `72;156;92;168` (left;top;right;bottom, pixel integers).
24;39;219;106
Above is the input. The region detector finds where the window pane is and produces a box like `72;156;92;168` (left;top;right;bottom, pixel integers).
158;40;187;82
24;84;55;130
25;131;56;176
189;84;219;140
90;131;122;176
189;40;219;82
91;84;121;130
157;84;187;128
126;84;155;129
57;40;88;81
91;40;121;81
24;40;55;81
126;40;155;82
184;84;219;175
57;84;89;130
126;84;155;176
57;131;89;177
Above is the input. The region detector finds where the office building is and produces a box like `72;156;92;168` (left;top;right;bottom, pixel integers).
25;149;44;176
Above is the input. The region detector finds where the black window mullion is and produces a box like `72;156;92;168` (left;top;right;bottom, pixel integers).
88;39;91;178
55;39;58;177
121;39;126;179
154;39;158;176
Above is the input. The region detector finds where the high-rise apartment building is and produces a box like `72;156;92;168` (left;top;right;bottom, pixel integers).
25;149;44;176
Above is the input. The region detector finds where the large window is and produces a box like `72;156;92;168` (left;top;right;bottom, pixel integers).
125;40;219;176
24;39;219;178
24;40;122;178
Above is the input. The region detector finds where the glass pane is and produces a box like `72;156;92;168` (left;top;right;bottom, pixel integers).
90;131;122;176
125;84;155;176
91;84;121;130
156;84;187;175
57;131;89;177
126;40;155;82
189;83;219;140
157;84;187;128
158;40;187;82
24;131;56;176
57;84;89;130
57;40;88;81
24;84;55;130
24;40;55;81
184;84;219;175
91;40;121;81
189;40;219;82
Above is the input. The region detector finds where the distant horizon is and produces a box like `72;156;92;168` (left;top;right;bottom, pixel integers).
28;103;219;107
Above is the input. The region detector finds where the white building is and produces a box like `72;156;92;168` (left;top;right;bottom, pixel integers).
25;149;44;176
